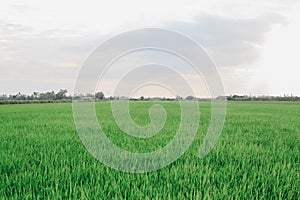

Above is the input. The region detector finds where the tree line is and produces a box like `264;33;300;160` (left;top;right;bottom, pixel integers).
0;89;70;101
0;90;300;104
224;94;300;101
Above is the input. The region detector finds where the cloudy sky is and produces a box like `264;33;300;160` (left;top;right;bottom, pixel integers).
1;0;300;97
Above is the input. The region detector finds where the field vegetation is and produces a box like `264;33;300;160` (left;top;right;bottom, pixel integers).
0;102;299;199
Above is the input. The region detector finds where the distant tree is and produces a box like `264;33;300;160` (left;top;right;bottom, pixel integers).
56;89;68;100
0;95;7;100
16;94;27;100
10;94;17;100
27;95;34;100
140;96;144;101
38;91;54;100
31;92;39;99
186;95;195;100
95;92;104;100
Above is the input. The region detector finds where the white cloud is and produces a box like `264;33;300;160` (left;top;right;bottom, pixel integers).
0;0;300;95
249;2;300;96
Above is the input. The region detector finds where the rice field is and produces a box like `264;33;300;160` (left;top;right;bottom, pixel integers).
0;101;299;199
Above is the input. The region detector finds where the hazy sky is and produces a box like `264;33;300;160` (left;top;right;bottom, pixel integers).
1;0;300;97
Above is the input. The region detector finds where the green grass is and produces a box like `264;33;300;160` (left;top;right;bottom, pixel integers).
0;102;299;199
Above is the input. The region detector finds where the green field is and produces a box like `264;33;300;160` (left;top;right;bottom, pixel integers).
0;102;299;199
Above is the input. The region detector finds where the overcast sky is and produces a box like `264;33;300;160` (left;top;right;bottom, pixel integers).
1;0;300;97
